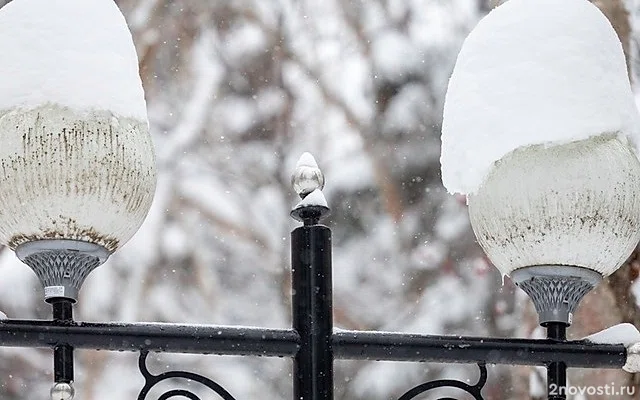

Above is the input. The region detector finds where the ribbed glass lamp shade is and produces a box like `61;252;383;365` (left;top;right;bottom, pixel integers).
468;135;640;277
0;106;155;252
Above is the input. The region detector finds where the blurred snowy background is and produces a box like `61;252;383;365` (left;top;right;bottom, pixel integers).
0;0;639;399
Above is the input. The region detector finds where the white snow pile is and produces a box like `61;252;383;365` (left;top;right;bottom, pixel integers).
294;188;328;208
584;323;640;373
0;0;146;120
297;152;320;170
625;343;640;373
440;0;640;195
584;323;640;347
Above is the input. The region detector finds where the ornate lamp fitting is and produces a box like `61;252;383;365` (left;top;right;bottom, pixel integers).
511;265;601;325
16;240;110;303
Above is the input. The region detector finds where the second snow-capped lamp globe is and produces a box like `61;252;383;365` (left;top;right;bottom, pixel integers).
441;0;640;326
0;0;156;304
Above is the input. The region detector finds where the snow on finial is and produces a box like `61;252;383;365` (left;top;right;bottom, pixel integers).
292;152;325;199
296;152;319;169
295;188;328;208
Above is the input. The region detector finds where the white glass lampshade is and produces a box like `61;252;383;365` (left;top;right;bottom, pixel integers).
441;0;640;284
468;135;640;277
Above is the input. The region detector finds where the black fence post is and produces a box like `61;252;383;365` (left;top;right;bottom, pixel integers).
52;299;74;385
547;322;567;400
291;212;333;400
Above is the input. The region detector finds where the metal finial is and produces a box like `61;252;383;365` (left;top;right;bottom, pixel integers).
292;152;325;199
291;153;329;224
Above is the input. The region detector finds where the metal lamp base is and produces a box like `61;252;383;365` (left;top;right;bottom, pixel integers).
15;240;111;303
511;265;602;326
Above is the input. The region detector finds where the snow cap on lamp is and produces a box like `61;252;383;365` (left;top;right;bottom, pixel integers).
441;0;640;196
440;0;640;280
0;0;156;253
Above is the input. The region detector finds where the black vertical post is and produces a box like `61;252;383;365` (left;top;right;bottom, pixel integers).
51;299;74;384
547;322;567;400
292;217;333;400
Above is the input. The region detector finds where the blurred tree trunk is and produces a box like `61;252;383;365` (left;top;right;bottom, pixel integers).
512;1;640;398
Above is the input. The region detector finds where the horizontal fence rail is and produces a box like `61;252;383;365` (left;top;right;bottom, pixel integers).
0;320;300;357
0;320;626;368
332;330;626;367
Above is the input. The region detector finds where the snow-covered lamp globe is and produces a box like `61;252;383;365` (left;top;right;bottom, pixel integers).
0;0;156;302
441;0;640;325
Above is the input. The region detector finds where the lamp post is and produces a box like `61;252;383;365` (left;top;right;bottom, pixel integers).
0;0;155;398
441;0;640;398
0;0;638;399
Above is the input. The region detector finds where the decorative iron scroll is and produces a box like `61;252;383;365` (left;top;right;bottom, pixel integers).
137;351;238;400
397;363;487;400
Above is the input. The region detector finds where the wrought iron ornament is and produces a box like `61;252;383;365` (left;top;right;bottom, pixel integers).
137;351;237;400
398;363;487;400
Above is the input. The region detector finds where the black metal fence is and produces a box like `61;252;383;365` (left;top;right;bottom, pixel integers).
0;201;628;400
